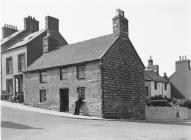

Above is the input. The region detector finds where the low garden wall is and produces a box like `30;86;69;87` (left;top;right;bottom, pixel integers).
146;106;191;121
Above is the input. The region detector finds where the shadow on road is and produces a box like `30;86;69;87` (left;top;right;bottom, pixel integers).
1;121;42;129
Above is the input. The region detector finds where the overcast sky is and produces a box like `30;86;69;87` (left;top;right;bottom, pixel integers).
1;0;191;76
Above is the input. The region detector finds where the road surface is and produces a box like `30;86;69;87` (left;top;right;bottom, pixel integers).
1;106;191;140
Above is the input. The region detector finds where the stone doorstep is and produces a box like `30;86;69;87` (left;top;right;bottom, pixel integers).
0;100;102;120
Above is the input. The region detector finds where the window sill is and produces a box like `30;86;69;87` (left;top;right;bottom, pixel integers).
40;81;47;84
77;78;86;80
6;73;13;75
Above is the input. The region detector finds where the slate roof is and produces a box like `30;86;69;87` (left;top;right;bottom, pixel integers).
1;30;25;45
27;34;118;71
144;70;168;82
4;29;47;52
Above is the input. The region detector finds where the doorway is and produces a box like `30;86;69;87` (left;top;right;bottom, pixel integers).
60;88;69;112
14;75;24;102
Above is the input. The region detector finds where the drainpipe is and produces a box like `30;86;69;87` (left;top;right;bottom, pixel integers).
162;82;163;98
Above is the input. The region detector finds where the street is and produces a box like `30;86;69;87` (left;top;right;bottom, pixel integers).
1;106;191;140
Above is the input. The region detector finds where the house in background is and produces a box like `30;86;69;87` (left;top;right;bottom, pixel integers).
144;57;171;99
1;16;67;102
24;9;146;119
169;56;191;100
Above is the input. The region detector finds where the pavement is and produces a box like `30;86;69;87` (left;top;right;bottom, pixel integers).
0;100;102;120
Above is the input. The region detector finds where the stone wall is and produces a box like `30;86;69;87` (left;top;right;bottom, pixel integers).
101;35;146;119
24;61;102;117
146;106;190;120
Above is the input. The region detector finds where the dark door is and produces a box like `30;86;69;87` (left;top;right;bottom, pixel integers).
145;87;149;97
60;88;69;112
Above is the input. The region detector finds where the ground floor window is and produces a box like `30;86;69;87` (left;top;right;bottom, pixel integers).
6;79;13;94
40;90;46;102
77;87;85;100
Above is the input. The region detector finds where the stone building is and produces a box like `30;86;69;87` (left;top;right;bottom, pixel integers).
169;56;191;99
24;9;146;119
144;57;171;99
1;16;67;102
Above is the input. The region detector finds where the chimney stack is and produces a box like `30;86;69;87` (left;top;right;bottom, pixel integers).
45;16;59;32
148;56;153;66
146;56;159;74
163;72;168;80
112;9;128;37
42;31;58;53
2;24;18;39
176;56;190;72
24;16;39;33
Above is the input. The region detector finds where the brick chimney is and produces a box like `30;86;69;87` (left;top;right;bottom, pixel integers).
24;16;39;33
45;16;59;32
176;56;190;72
2;24;18;39
42;31;58;53
112;9;128;36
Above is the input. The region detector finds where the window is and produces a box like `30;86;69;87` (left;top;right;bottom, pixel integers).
164;83;167;90
60;68;68;80
18;53;25;72
154;81;157;90
77;65;85;79
77;87;85;100
6;57;13;74
6;79;13;94
43;38;48;53
40;90;46;102
40;71;47;83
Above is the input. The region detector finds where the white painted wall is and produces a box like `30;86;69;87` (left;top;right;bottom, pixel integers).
145;81;171;98
1;46;27;94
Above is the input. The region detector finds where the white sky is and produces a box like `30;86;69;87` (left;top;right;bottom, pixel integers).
1;0;191;76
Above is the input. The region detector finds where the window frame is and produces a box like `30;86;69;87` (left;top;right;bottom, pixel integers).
154;81;157;90
60;68;68;80
43;38;48;53
77;87;85;100
18;53;26;72
40;71;47;83
77;64;86;80
39;89;46;102
6;57;13;74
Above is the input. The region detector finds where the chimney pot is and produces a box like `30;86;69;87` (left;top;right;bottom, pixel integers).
116;9;124;17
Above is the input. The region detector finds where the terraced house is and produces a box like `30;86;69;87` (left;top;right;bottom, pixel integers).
1;15;67;102
24;9;146;119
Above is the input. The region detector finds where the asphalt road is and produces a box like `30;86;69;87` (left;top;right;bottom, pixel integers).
1;106;191;140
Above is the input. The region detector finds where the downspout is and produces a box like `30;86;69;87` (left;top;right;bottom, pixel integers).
99;60;104;118
162;82;163;98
